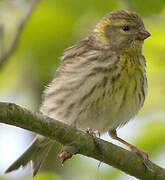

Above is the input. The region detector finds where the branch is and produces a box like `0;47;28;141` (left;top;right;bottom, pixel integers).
0;0;40;67
0;102;165;179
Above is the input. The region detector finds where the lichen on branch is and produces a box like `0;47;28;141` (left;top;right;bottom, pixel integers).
0;102;165;180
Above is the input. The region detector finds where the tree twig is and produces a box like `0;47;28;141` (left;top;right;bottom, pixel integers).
0;102;165;180
0;0;40;67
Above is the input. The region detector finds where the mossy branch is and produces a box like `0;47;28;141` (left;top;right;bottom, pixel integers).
0;102;165;180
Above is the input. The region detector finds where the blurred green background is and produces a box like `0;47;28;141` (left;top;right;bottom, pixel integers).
0;0;165;180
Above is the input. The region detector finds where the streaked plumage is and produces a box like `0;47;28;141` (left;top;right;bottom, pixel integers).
6;10;150;176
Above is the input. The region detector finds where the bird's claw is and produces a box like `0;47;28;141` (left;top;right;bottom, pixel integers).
130;145;153;171
86;128;100;139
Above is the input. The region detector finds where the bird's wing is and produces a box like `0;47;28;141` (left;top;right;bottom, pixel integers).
60;38;91;62
57;37;107;74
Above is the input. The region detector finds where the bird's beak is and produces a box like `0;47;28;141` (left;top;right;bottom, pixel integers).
135;28;151;41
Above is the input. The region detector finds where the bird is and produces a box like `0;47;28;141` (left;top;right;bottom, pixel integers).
5;9;151;177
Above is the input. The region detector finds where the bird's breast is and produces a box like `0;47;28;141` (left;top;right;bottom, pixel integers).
74;55;147;132
41;54;147;134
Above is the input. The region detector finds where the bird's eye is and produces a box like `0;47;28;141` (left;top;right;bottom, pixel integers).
122;25;130;32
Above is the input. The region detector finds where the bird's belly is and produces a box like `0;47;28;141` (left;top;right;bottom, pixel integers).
75;76;145;133
41;67;147;134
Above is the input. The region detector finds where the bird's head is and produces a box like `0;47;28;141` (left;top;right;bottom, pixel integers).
93;10;150;52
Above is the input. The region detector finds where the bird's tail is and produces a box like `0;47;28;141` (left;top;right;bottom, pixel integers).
5;135;54;177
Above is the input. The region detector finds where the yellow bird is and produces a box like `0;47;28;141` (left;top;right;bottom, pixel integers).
6;10;151;176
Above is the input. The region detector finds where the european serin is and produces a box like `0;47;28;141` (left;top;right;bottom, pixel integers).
6;10;151;176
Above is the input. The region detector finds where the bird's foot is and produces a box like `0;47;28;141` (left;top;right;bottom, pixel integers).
109;130;153;171
85;128;102;151
85;128;103;164
130;145;153;171
86;128;100;139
